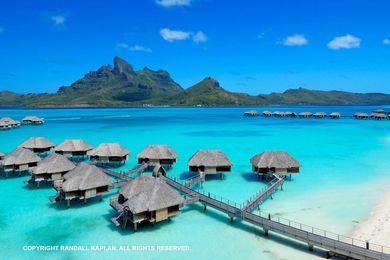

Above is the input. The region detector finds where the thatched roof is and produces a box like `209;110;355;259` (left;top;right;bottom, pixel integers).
0;151;5;157
0;117;20;125
54;139;94;152
18;137;55;150
0;121;10;128
299;112;312;116
330;112;341;117
62;163;113;192
89;143;130;157
314;112;327;116
250;151;301;169
118;174;184;214
371;113;388;118
262;110;273;115
188;150;232;167
357;113;370;117
244;110;259;115
32;154;75;175
137;145;177;160
2;148;41;166
23;116;44;122
373;109;385;113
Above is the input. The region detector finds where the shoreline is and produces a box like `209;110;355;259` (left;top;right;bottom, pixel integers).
350;185;390;247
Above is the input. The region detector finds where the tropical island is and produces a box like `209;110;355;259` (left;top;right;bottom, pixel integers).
1;57;389;108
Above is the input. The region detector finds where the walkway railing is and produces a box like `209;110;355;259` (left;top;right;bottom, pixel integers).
162;174;390;259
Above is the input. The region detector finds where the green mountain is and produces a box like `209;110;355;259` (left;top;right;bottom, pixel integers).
150;77;261;106
0;57;389;107
261;88;390;105
6;57;183;107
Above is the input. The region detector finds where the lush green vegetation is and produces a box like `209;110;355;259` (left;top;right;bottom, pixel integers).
1;57;389;107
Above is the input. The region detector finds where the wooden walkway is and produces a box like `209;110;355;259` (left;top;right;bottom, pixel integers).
102;163;148;183
242;173;284;212
160;175;390;260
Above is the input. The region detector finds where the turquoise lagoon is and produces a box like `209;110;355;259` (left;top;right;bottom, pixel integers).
0;106;389;260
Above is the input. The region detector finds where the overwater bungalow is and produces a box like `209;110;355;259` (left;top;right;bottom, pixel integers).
27;154;75;187
285;111;297;117
0;121;11;130
329;112;341;119
18;137;55;154
262;111;273;117
314;112;327;118
250;151;301;177
89;143;130;166
110;174;185;230
273;111;284;117
54;139;94;159
298;112;312;118
372;109;385;114
1;148;41;176
137;145;178;167
371;113;388;120
51;163;113;207
355;112;370;119
244;110;259;116
0;117;21;127
0;151;5;161
188;150;232;178
22;116;45;125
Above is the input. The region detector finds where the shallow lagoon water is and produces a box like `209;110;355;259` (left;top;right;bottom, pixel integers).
0;106;389;259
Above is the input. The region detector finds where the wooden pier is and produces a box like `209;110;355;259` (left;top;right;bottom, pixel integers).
242;173;284;212
102;163;148;183
160;175;390;260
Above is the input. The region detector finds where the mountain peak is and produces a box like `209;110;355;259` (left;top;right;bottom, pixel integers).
113;56;134;75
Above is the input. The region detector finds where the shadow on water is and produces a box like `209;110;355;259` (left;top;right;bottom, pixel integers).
21;181;54;190
0;171;29;179
179;171;198;180
47;192;114;211
241;172;262;183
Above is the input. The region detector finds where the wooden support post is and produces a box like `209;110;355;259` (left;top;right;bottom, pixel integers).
366;241;369;250
308;244;314;251
99;195;103;201
67;199;70;208
84;198;87;204
280;184;283;191
37;181;40;189
133;222;137;231
264;228;269;236
204;204;207;211
220;173;223;180
122;217;127;230
230;216;234;222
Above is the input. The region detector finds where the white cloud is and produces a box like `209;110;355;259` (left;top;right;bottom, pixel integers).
327;34;361;50
281;34;308;46
115;43;152;52
156;0;191;7
160;28;191;42
193;31;208;43
383;39;390;45
51;15;66;25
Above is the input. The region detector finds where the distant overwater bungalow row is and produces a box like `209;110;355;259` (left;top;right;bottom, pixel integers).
0;116;44;130
244;108;389;120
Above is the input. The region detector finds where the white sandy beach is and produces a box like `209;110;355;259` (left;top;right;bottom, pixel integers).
351;185;390;247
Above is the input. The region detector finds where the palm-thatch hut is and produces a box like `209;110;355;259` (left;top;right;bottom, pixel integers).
0;117;21;127
54;139;94;159
27;154;75;187
0;121;11;130
110;174;185;230
329;112;341;119
51;162;113;207
22;116;45;125
273;111;284;117
354;112;370;119
0;151;5;161
299;112;313;118
89;143;130;166
314;112;327;118
188;150;232;178
371;113;388;120
250;151;301;177
285;111;297;117
373;109;385;114
262;111;272;117
18;137;55;154
137;145;178;167
244;110;259;116
1;148;41;176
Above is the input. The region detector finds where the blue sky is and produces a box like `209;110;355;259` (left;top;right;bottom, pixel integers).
0;0;390;94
